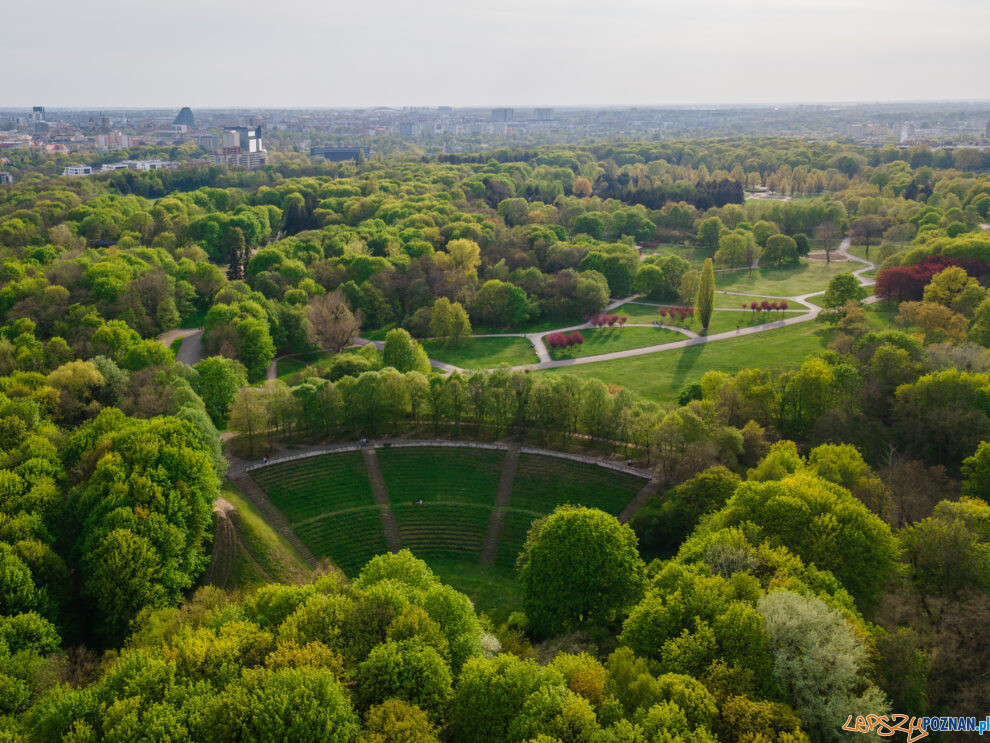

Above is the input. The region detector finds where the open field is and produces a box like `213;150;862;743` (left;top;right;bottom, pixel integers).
712;261;850;295
294;509;389;576
510;454;644;516
546;326;685;359
422;336;538;368
543;322;833;403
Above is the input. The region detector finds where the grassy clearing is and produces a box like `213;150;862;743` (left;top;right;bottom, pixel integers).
712;261;850;296
169;338;183;354
222;482;313;588
422;336;538;369
472;317;582;335
544;321;833;403
546;326;685;359
276;358;307;381
427;560;521;623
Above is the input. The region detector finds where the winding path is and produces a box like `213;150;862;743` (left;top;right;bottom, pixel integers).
269;236;877;378
157;327;205;366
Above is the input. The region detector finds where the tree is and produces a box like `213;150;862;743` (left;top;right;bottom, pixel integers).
850;216;884;257
518;506;645;636
383;329;431;374
571;177;592;198
822;273;867;310
715;232;750;268
202;667;360;742
193;356;248;425
901;497;990;598
697;258;715;331
758;591;888;742
700;471;898;609
696;216;724;253
235;318;276;381
360;700;440;743
922;266;985;317
225;226;248;281
356;640;453;721
429;298;471;348
474;280;529;329
814;221;842;263
763;234;798;267
896;301;968;344
307;289;362;353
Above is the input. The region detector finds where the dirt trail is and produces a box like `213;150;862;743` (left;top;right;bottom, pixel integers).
480;446;520;567
203;498;236;588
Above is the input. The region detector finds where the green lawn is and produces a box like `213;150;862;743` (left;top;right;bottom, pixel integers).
632;291;794;310
378;447;505;505
642;244;711;267
427;560;521;623
222;482;313;588
472;317;583;335
276;358;307;381
544;321;833;403
545;326;685;359
614;301;804;335
712;261;851;296
422;336;538;369
169;338;183;354
251;452;376;523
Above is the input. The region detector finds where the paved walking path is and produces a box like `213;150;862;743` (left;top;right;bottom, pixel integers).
479;446;521;567
362;448;403;553
157;327;205;366
265;236;879;378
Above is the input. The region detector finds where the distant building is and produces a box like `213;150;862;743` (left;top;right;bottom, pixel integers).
208;125;267;169
310;145;370;162
32;106;45;122
900;123;916;143
491;108;514;122
95;132;132;149
194;134;221;150
173;107;195;128
535;108;554;121
63;165;93;176
396;122;420;137
0;172;12;185
100;159;177;172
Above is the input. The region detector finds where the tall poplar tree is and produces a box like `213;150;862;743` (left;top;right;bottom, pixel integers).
698;258;715;331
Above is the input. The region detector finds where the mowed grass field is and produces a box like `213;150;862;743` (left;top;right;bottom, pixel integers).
421;336;538;369
544;321;833;403
713;261;850;296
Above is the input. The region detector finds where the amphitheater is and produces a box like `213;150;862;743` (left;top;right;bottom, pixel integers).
234;441;659;598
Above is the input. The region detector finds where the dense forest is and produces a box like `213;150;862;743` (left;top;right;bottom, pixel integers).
0;137;988;741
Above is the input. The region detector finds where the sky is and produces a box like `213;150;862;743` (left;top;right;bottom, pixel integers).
3;0;988;108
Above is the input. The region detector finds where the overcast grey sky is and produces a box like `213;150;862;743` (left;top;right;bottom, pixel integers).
3;0;987;107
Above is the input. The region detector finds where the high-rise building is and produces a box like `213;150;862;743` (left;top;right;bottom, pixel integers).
491;108;514;122
32;106;45;122
535;108;554;121
209;126;267;168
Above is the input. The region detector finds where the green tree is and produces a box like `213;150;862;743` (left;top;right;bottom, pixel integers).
383;329;431;374
356;640;453;721
429;298;471;348
822;273;867;310
697;258;715;331
193;356;247;425
360;700;440;743
762;234;798;267
519;506;645;636
201;667;360;742
758;591;888;742
696;216;725;253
